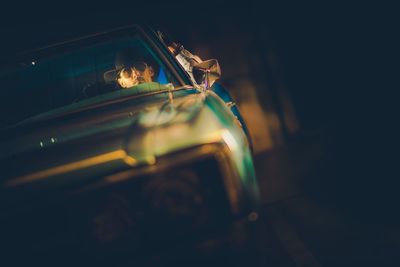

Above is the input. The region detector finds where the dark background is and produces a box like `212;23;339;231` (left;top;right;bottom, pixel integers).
0;2;390;130
0;1;397;266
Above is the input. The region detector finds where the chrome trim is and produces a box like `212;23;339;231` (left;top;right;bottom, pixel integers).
4;150;137;187
226;101;236;108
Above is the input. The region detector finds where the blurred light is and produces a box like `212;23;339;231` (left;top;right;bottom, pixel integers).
248;212;258;222
6;150;137;186
221;129;238;151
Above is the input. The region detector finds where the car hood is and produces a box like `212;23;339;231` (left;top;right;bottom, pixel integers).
0;88;227;186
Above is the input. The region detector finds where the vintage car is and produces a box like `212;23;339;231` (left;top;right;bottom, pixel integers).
0;25;260;265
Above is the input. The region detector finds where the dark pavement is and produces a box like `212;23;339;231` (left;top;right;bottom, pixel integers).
250;130;400;267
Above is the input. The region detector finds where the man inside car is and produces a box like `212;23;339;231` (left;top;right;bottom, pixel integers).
104;47;159;89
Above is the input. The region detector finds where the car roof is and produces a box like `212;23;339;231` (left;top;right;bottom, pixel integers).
19;24;146;59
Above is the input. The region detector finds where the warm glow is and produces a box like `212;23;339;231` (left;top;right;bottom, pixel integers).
221;129;239;151
5;150;137;187
117;65;155;89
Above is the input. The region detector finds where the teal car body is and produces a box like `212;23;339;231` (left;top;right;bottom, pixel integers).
0;25;260;263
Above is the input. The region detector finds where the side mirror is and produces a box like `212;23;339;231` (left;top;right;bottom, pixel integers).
192;59;221;89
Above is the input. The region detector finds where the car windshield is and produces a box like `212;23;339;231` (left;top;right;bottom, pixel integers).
0;30;181;129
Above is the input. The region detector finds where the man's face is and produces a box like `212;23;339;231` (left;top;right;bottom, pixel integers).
117;65;154;89
117;68;139;88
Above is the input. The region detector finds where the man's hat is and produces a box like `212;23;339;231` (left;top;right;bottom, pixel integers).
104;47;158;82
